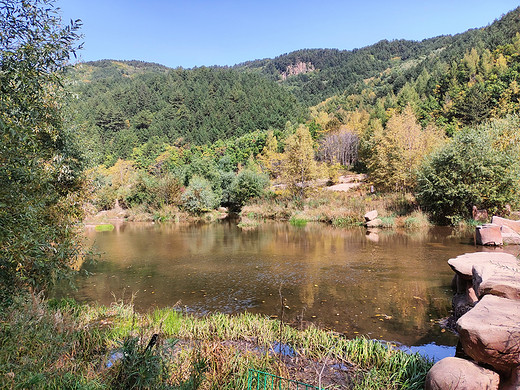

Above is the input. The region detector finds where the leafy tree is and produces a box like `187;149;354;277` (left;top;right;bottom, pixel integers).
416;117;520;224
281;125;318;199
229;169;269;207
181;176;219;214
367;106;445;192
0;0;83;298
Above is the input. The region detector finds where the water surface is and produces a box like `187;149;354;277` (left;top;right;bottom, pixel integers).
57;221;499;353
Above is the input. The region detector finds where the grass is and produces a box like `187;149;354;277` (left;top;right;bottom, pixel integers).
241;190;432;230
0;293;433;389
94;224;114;232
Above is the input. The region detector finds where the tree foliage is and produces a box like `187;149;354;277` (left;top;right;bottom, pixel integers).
416;117;520;224
0;0;83;297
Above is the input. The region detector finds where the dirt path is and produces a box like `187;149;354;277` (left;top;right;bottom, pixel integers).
325;174;366;192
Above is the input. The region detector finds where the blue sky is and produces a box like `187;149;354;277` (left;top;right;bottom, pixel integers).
57;0;520;68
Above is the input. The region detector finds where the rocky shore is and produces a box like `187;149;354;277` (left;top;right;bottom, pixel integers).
426;252;520;389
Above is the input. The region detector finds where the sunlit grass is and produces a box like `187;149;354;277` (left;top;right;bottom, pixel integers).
0;295;433;389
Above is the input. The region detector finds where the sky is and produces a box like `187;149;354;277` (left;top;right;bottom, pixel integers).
56;0;520;69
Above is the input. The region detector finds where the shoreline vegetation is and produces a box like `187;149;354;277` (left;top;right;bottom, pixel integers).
0;293;432;389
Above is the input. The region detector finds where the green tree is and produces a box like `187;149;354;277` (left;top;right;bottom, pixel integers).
416;118;520;224
0;0;83;298
181;176;219;214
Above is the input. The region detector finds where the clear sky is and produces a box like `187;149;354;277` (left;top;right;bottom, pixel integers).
56;0;520;69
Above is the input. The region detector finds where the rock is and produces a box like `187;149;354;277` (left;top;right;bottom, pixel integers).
457;294;520;373
425;357;500;390
473;262;520;301
500;367;520;390
491;216;520;235
365;218;383;228
476;224;503;246
453;292;477;319
473;206;489;222
364;210;378;222
448;252;518;280
501;225;520;245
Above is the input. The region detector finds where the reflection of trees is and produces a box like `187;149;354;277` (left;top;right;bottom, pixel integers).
75;222;463;344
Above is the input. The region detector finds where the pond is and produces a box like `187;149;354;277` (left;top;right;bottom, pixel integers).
56;221;495;359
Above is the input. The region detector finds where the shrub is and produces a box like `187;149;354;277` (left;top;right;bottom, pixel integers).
416;119;520;224
229;169;269;207
181;176;219;214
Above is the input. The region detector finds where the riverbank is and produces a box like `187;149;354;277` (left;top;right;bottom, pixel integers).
0;294;432;389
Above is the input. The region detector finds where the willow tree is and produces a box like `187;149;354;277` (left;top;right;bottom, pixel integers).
0;0;83;300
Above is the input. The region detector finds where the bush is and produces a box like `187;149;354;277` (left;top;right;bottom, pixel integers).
181;176;219;214
229;169;269;207
416;120;520;224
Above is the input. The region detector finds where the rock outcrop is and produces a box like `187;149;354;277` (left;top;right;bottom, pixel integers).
426;251;520;388
363;210;383;227
476;216;520;245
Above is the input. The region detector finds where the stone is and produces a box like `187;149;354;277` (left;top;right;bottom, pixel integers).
365;218;383;227
425;357;500;390
491;216;520;235
500;367;520;390
501;225;520;245
447;252;518;280
473;262;520;301
473;206;489;222
457;294;520;373
476;224;503;246
364;210;378;222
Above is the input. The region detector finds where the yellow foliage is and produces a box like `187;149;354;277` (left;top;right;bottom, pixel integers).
367;105;446;192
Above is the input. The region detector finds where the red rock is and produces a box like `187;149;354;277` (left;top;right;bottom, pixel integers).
425;357;500;390
448;252;518;280
364;210;378;222
491;216;520;235
365;218;383;227
501;225;520;245
500;367;520;390
457;294;520;373
476;224;503;246
473;262;520;301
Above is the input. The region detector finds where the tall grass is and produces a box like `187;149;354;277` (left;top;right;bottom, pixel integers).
0;295;433;389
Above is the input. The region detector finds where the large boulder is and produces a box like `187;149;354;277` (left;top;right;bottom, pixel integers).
425;357;500;390
448;252;518;280
473;262;520;301
365;218;383;228
491;216;520;234
457;294;520;374
501;225;520;245
364;210;378;222
475;224;503;246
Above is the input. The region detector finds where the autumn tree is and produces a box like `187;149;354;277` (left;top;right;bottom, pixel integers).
367;105;445;192
281;125;318;199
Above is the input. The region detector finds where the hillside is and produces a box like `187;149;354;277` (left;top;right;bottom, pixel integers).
67;7;520;166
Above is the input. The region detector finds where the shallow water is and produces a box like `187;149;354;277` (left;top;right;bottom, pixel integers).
55;220;506;356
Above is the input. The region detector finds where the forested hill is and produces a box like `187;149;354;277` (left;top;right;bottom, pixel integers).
234;7;520;105
68;7;520;166
67;62;304;164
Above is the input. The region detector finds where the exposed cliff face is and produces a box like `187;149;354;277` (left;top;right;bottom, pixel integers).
281;61;315;80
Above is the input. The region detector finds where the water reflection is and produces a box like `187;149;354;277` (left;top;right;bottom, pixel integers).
55;221;491;347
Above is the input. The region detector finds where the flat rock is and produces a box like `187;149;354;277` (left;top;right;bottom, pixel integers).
476;224;503;246
502;226;520;245
473;262;520;301
364;210;378;222
457;294;520;373
448;252;518;279
365;218;383;227
491;216;520;235
425;357;500;390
